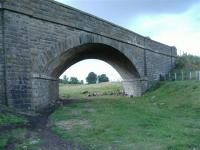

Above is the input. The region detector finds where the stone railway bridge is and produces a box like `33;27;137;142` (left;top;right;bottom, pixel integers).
0;0;177;111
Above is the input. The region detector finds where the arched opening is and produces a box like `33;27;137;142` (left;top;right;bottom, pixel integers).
59;59;123;99
47;43;141;101
59;59;122;83
31;42;146;110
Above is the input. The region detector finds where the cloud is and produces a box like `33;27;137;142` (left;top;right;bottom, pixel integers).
130;3;200;55
56;0;198;15
56;0;199;27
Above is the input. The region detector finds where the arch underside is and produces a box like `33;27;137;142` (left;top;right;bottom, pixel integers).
50;43;140;81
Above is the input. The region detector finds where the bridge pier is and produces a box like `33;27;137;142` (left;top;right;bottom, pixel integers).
31;74;59;111
122;78;148;97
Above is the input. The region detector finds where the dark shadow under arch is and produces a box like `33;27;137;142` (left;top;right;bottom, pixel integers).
49;43;140;82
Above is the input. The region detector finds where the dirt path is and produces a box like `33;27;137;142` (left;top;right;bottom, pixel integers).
31;114;72;150
30;99;87;150
1;99;87;150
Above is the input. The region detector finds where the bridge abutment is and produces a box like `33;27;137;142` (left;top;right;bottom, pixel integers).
122;78;148;96
31;74;59;111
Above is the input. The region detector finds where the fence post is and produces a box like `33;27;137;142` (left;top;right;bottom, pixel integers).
189;72;192;80
181;71;184;80
169;72;171;80
174;73;177;81
199;71;200;80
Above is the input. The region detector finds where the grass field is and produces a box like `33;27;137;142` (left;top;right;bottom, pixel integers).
50;81;200;150
59;82;122;99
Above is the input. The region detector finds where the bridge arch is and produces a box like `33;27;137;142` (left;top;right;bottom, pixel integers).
50;43;140;78
38;33;143;77
31;34;147;110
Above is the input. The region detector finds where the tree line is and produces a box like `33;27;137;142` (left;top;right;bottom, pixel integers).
60;72;109;84
59;76;84;84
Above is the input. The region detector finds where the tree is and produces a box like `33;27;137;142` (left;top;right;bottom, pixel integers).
98;74;109;83
69;77;79;84
175;54;200;71
63;75;69;84
86;72;97;84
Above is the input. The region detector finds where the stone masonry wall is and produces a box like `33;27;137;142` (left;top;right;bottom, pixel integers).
3;10;32;110
0;0;177;110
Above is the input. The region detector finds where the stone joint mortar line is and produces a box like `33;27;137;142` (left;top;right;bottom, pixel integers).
32;77;58;81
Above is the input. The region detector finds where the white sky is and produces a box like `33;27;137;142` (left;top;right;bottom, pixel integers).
60;59;122;82
56;0;200;82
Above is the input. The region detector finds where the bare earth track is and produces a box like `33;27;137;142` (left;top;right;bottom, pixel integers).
1;99;86;150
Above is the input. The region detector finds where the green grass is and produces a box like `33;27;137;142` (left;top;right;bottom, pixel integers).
50;81;200;150
0;128;42;150
59;82;122;99
0;113;27;125
0;104;28;125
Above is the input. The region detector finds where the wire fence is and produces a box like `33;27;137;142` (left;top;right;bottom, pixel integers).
161;71;200;81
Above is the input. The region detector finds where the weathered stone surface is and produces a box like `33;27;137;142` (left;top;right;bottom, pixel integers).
0;0;177;111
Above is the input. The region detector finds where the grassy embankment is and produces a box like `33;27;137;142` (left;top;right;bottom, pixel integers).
50;81;200;150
